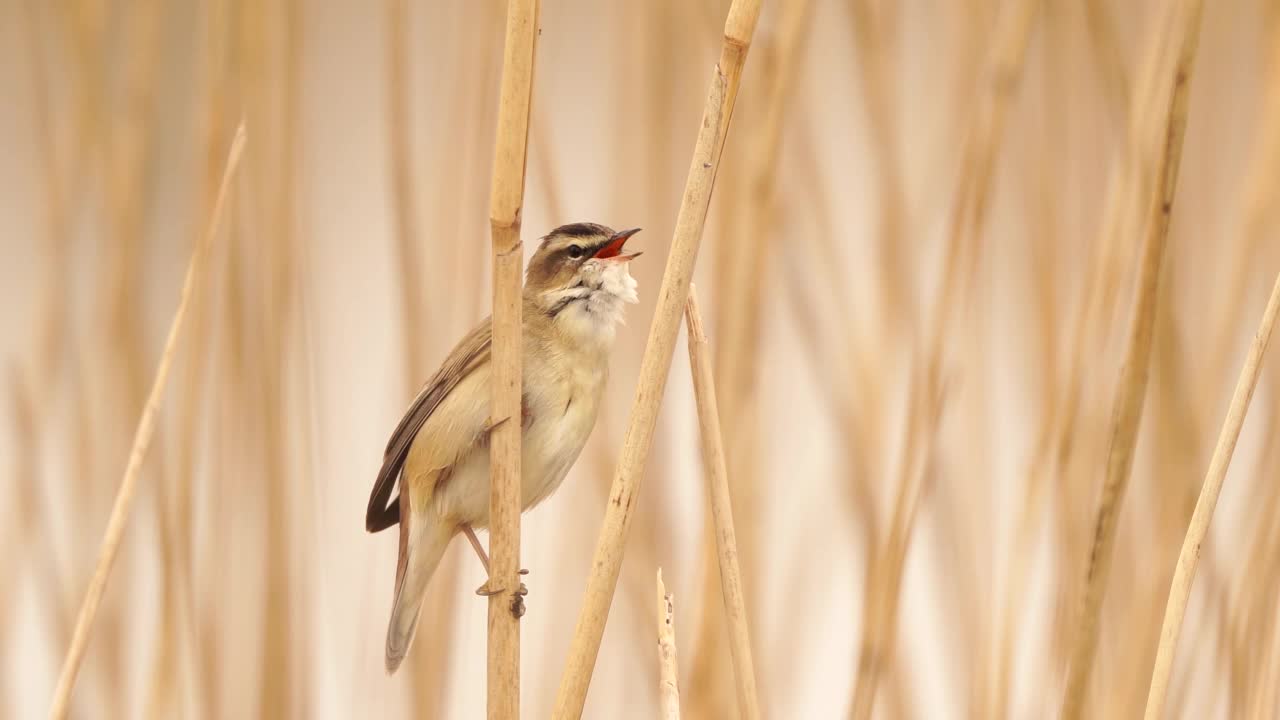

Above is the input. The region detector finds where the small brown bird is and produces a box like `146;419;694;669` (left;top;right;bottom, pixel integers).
367;222;641;673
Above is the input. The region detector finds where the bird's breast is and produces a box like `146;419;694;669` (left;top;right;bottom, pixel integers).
519;358;606;507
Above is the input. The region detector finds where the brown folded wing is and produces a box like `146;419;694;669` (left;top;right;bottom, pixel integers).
366;318;493;532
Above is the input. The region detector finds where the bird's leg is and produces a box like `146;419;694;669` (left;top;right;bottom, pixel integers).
465;524;530;598
462;524;490;575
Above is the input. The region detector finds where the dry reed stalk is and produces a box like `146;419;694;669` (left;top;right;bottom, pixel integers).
486;0;540;715
528;112;658;612
696;170;747;720
685;286;761;720
1047;0;1176;491
656;569;681;720
1041;5;1178;696
551;3;760;715
1228;384;1280;711
1095;274;1192;718
849;1;1041;715
604;2;678;627
1059;2;1205;716
690;2;810;711
1233;419;1280;715
96;3;165;710
710;0;811;435
1118;275;1225;717
143;76;229;715
47;124;246;720
1143;270;1280;717
1146;21;1280;702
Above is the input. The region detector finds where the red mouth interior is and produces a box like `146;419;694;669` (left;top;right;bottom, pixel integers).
593;236;629;259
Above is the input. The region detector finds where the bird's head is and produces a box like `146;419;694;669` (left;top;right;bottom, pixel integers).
525;223;642;343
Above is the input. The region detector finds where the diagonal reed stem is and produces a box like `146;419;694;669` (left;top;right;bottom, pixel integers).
685;285;761;720
1060;2;1205;716
1143;269;1280;719
47;124;246;720
551;2;761;716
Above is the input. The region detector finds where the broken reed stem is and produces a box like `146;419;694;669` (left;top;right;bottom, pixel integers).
1143;269;1280;719
685;286;762;720
47;124;246;720
486;0;539;717
657;569;681;720
551;3;760;716
1060;2;1204;717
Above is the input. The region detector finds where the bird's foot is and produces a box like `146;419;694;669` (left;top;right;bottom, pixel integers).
474;572;529;598
475;579;530;618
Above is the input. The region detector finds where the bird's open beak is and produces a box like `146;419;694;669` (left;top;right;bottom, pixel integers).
594;228;642;261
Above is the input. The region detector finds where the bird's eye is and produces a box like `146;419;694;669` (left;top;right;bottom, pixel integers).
567;245;585;259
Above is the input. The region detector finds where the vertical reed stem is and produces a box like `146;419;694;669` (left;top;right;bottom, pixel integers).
657;569;681;720
487;0;539;717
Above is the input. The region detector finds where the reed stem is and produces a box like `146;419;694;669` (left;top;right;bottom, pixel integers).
550;2;761;715
47;124;246;720
1060;2;1205;716
657;569;681;720
685;285;761;720
1143;269;1280;719
486;0;540;717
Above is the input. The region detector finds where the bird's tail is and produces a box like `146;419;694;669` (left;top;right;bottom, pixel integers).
385;496;454;674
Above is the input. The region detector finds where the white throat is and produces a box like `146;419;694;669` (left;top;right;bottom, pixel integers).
544;259;639;347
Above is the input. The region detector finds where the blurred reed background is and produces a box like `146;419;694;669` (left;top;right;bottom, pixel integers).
3;0;1280;718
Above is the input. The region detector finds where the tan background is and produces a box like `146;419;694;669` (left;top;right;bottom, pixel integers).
3;1;1279;718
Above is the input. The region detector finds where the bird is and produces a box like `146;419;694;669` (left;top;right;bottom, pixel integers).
366;222;642;673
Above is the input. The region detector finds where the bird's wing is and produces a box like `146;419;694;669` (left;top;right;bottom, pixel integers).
366;318;493;532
